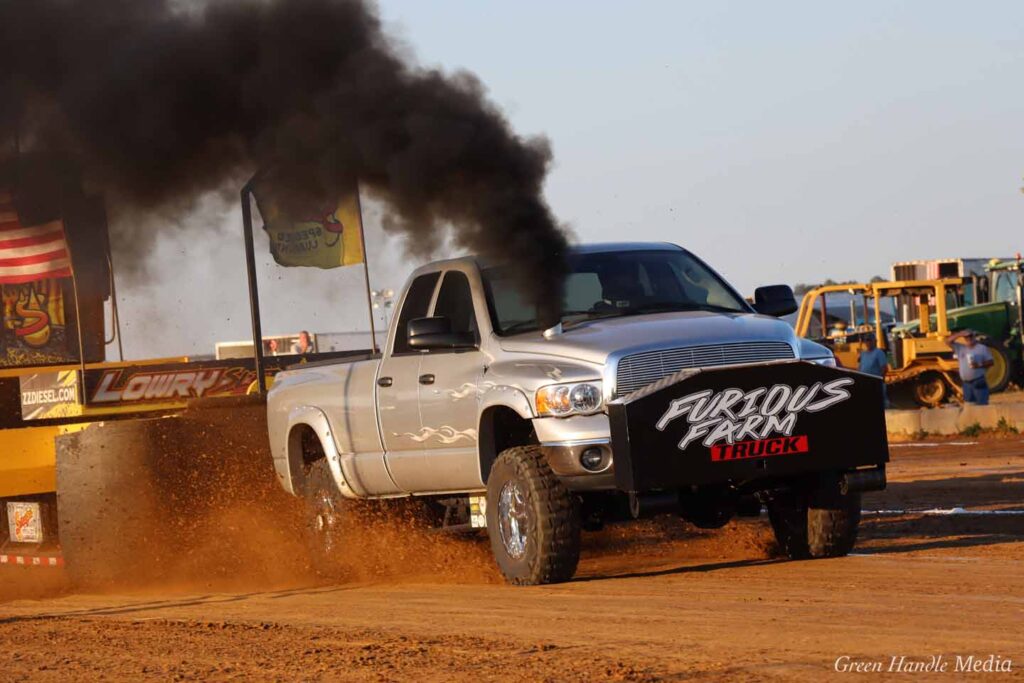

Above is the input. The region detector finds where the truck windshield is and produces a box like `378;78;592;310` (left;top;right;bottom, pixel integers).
483;249;750;335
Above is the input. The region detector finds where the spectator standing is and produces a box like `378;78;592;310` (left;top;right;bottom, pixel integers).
947;330;993;405
291;330;313;355
857;336;890;408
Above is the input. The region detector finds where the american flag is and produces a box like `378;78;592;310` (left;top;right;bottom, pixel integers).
0;191;72;284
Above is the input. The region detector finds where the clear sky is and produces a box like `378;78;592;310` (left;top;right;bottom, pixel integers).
377;0;1024;289
112;0;1024;358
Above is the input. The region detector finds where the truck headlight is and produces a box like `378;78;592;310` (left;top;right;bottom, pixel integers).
807;356;837;368
535;381;603;417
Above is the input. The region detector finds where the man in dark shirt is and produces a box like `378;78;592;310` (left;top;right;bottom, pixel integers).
858;336;890;408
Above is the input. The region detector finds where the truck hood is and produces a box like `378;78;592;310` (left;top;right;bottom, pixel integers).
497;311;800;365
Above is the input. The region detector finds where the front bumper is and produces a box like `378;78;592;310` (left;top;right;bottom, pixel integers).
539;438;615;490
533;414;617;489
608;361;889;492
535;361;889;495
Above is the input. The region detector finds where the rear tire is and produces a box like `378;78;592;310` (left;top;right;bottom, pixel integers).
768;480;861;559
303;458;347;576
485;446;581;585
984;342;1012;394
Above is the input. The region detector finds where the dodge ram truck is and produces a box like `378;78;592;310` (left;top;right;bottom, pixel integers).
266;243;888;584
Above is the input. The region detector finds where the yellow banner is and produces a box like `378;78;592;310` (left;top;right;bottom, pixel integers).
258;186;365;269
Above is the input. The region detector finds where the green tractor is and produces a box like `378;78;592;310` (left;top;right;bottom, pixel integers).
891;257;1023;394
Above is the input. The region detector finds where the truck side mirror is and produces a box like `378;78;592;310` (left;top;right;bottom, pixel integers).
407;316;477;350
753;285;798;317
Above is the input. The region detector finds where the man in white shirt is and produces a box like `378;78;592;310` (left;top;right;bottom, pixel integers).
946;330;993;405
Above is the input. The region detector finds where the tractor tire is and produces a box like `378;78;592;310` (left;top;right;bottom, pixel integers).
303;458;348;577
485;446;581;585
768;481;861;559
984;342;1012;394
911;371;948;407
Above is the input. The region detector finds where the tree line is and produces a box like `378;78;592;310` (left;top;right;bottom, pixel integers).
792;276;886;296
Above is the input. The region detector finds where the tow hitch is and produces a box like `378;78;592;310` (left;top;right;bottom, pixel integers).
841;466;887;494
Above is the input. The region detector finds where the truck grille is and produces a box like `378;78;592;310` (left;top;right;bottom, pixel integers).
614;341;795;397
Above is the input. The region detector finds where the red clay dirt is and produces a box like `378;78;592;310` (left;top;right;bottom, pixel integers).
1;440;1022;680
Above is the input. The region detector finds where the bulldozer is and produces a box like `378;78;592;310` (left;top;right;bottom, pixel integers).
794;278;1003;407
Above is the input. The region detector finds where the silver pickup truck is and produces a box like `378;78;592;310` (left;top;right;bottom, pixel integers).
267;243;888;584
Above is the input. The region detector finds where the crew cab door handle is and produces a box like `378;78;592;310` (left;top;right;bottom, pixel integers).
418;373;435;385
377;376;393;387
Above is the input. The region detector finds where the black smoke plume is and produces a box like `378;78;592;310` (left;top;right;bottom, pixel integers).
0;0;567;324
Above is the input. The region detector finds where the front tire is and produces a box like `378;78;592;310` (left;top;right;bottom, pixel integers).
767;480;861;559
808;486;861;558
767;491;811;559
485;446;581;585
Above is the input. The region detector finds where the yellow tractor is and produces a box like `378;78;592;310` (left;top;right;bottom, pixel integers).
794;278;999;407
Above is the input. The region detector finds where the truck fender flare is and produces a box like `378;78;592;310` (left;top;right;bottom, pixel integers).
478;384;535;419
285;406;364;499
477;386;536;483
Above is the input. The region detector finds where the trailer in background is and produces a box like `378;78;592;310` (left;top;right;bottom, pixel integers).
891;257;1009;308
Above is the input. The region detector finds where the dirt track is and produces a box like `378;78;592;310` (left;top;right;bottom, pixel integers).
2;440;1023;681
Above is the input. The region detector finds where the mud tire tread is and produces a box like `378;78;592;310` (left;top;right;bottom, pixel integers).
808;488;861;558
767;493;811;560
486;446;581;585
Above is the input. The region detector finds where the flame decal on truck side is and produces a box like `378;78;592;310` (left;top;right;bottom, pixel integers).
399;426;479;444
444;381;497;400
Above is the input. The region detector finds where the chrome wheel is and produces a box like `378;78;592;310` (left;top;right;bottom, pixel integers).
498;480;529;559
485;447;582;584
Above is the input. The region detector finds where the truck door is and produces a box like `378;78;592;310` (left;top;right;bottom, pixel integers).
413;269;487;491
377;271;439;491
